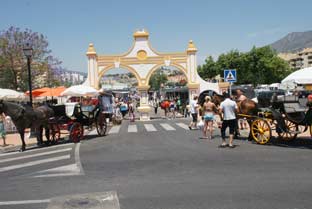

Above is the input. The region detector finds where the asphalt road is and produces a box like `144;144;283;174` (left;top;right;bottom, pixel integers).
0;118;312;209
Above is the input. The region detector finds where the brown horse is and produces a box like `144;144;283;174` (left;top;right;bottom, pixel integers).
0;101;54;151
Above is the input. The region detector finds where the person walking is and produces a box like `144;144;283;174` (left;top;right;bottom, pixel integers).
0;113;7;146
128;100;135;122
153;99;159;115
169;100;176;119
201;96;217;140
219;93;238;148
189;95;199;130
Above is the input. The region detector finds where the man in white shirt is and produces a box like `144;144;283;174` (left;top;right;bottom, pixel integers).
219;93;238;148
188;95;199;130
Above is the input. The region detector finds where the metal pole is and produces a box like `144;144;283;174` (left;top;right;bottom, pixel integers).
229;82;232;97
27;56;33;107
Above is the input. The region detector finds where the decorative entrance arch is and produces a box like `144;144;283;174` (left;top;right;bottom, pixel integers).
84;29;221;120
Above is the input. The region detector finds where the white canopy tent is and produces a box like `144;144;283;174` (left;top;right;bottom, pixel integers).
282;67;312;85
0;88;27;101
60;85;99;97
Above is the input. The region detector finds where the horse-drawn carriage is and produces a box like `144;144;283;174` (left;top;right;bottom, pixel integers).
240;93;312;145
48;102;108;143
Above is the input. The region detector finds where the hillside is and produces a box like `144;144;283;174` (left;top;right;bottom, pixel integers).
270;31;312;52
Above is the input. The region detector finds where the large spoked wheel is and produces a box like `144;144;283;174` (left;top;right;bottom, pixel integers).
277;119;298;141
69;122;84;143
96;113;107;136
49;124;61;144
251;119;272;145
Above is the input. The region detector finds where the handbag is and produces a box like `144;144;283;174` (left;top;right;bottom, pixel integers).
197;120;204;129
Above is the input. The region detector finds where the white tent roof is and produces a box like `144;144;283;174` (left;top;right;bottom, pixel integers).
61;85;99;97
282;67;312;84
0;88;27;101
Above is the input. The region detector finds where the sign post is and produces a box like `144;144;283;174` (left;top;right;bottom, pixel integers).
224;69;237;96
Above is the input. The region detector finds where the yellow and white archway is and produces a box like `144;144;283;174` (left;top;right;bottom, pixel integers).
84;29;220;120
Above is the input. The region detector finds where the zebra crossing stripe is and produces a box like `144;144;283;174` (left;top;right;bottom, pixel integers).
176;123;190;130
0;155;70;173
144;124;157;132
128;125;138;133
0;148;72;163
160;123;176;131
108;125;121;134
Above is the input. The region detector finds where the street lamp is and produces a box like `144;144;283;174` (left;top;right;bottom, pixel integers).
23;43;33;107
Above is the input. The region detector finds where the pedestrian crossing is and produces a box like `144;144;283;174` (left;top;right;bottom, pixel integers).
108;122;191;134
0;143;83;178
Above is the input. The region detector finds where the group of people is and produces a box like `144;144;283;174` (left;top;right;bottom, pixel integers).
156;97;184;119
188;91;241;148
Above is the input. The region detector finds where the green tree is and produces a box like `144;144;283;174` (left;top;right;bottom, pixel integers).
149;69;168;90
244;46;291;86
0;26;61;90
197;47;291;86
197;56;218;80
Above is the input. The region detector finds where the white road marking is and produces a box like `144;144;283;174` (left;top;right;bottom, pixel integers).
75;142;84;175
108;125;121;134
0;199;50;205
0;143;73;157
176;123;190;130
32;164;81;178
128;125;138;133
31;143;84;178
160;123;176;131
0;155;70;173
144;124;157;132
0;148;72;163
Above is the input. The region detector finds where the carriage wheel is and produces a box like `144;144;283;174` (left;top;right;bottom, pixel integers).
277;119;298;141
96;114;107;136
69;122;84;143
251;119;271;145
310;125;312;137
49;125;61;144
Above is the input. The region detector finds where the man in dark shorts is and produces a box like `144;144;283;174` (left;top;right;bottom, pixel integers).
219;93;238;148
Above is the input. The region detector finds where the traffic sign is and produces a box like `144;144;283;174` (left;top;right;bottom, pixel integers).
224;69;237;82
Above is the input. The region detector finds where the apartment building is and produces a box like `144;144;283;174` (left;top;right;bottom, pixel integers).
279;48;312;70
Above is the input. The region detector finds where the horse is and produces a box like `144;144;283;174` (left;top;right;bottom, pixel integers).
0;101;54;151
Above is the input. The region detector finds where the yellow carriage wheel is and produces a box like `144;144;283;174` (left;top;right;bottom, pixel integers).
310;125;312;137
251;119;272;145
277;119;298;141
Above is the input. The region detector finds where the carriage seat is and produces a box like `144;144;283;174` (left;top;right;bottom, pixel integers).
283;103;306;113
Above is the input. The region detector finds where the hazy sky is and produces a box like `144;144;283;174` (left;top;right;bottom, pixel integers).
1;0;311;73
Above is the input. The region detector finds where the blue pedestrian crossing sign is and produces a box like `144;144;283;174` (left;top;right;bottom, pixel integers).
224;69;237;82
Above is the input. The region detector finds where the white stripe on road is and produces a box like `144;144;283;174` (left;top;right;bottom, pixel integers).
0;199;51;205
0;143;74;157
160;123;176;131
144;124;157;132
75;142;84;175
128;125;138;133
108;125;121;134
0;155;70;173
0;148;72;163
176;123;190;130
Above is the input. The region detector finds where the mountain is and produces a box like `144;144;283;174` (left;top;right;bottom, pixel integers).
270;31;312;53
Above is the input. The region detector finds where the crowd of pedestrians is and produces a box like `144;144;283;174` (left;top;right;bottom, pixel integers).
187;91;240;148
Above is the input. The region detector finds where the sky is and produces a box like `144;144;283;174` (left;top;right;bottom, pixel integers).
1;0;312;73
